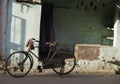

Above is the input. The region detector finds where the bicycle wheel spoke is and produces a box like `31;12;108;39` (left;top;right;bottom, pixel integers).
52;52;76;75
6;51;32;78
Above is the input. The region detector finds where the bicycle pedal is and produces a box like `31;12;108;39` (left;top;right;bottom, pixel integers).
37;65;42;73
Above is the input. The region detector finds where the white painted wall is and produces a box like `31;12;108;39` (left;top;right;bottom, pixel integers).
6;0;41;69
98;5;120;72
99;5;120;60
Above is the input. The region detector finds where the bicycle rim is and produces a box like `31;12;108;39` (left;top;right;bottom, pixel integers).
6;51;32;78
52;52;76;75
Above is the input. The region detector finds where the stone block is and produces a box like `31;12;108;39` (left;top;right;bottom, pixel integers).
74;44;101;61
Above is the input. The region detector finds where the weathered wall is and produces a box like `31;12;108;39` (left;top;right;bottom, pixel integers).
5;0;118;72
6;0;41;68
43;0;114;47
42;0;120;72
98;1;120;71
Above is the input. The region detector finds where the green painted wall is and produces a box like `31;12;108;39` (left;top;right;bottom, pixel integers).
43;0;114;46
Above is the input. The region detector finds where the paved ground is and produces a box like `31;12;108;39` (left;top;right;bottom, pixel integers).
0;67;116;76
0;70;120;84
0;64;120;84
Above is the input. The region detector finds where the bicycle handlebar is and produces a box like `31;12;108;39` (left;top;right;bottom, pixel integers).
26;38;58;51
45;41;58;47
32;38;40;42
31;38;44;45
31;38;57;47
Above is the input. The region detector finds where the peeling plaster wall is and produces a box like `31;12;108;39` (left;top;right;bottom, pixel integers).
6;0;41;69
40;2;115;70
4;0;118;72
98;4;120;72
42;0;120;72
43;0;114;47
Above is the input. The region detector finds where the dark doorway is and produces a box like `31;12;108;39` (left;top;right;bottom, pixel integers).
39;3;55;60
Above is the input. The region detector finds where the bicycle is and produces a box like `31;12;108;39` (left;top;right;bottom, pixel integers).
6;38;76;78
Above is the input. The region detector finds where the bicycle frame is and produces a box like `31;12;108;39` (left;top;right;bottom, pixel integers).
27;47;58;68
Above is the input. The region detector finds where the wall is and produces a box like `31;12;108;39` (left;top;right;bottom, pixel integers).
5;0;117;73
99;1;120;71
43;0;114;48
42;0;120;73
6;0;41;68
0;0;8;59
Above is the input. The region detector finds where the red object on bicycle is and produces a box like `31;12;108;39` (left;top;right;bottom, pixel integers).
26;39;34;50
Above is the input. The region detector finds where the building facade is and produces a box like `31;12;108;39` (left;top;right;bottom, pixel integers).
0;0;120;71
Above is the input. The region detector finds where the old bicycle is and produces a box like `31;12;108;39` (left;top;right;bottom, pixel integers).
6;38;76;78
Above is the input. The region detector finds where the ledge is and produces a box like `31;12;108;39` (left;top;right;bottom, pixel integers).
106;36;114;40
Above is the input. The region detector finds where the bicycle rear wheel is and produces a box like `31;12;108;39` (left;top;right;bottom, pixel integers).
52;51;76;75
6;51;32;78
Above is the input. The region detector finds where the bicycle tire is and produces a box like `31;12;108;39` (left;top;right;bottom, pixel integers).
52;51;76;75
6;51;32;78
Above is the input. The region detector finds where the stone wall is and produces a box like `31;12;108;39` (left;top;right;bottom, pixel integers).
74;44;120;72
74;44;100;61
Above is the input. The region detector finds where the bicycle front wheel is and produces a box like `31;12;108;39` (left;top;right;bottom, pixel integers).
52;51;76;75
6;51;32;78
